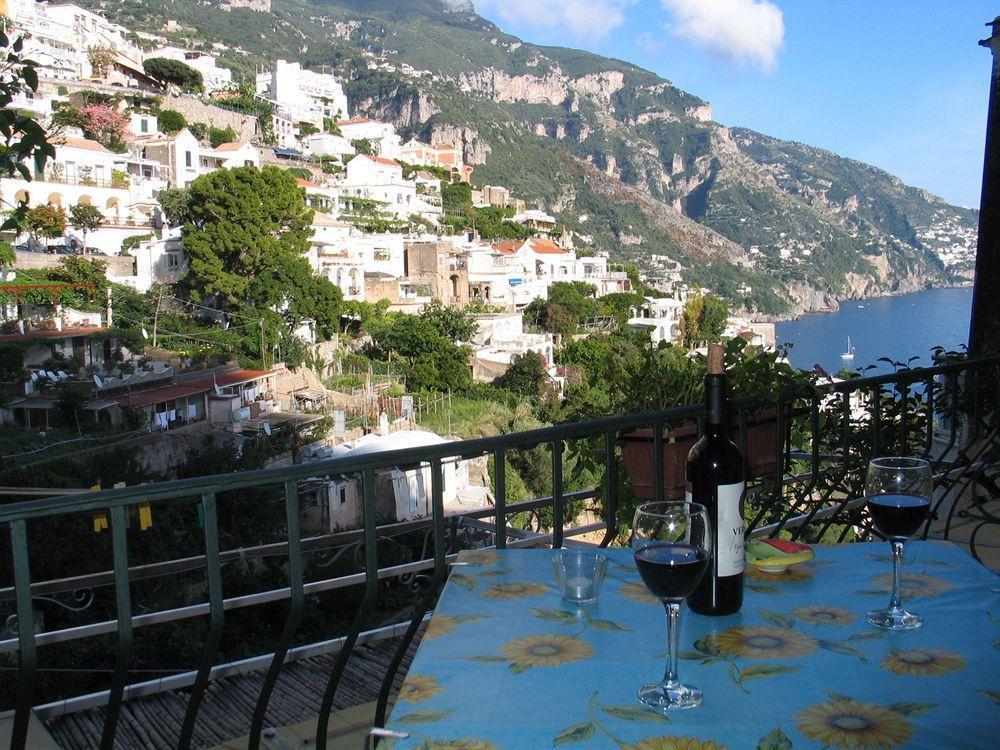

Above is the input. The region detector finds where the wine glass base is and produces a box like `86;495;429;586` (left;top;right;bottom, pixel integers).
638;681;702;712
867;608;922;631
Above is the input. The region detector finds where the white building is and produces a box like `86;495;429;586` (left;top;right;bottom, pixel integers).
1;136;169;254
303;132;355;160
141;130;260;187
724;317;776;350
465;243;537;307
308;430;491;530
255;59;349;128
201;141;260;171
115;232;185;292
3;1;145;81
343;154;440;221
336;118;401;160
146;46;233;93
511;209;557;233
141;129;203;188
471;312;556;382
130;112;159;138
307;213;364;301
628;297;685;345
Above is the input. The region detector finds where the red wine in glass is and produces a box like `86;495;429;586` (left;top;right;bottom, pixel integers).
634;544;710;600
867;493;931;539
864;457;933;631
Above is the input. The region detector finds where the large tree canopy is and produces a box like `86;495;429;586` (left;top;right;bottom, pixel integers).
180;165;341;339
143;57;203;92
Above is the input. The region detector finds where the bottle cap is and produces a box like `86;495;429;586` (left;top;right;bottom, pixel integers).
707;343;725;374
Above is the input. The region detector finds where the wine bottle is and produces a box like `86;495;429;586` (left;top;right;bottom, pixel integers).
686;343;745;616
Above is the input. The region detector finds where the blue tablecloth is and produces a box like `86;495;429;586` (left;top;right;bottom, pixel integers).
385;542;999;749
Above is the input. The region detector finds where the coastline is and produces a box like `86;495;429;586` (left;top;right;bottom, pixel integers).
754;280;974;324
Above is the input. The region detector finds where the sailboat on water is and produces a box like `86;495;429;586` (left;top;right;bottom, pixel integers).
841;336;856;360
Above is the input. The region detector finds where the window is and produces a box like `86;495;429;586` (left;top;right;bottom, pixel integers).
165;253;179;268
338;486;348;507
185;151;192;168
140;119;148;133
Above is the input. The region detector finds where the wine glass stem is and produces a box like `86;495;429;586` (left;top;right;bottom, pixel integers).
662;601;681;687
888;540;905;613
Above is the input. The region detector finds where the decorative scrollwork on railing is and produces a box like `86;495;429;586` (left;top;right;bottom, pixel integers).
32;588;95;614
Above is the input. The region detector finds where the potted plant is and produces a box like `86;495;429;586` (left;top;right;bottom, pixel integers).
618;338;811;499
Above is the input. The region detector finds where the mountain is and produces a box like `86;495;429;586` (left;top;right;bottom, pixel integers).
87;0;978;315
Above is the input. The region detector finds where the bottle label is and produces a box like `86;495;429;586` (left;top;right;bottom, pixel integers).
687;482;745;576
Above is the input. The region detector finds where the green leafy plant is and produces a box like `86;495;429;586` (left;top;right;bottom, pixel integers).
0;29;55;231
157;108;186;134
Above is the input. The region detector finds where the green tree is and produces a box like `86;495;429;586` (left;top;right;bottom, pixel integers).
180;166;341;342
155;188;191;226
350;138;374;156
25;204;66;248
157;109;186;134
0;28;55;231
679;292;728;349
442;182;473;215
69;202;104;253
493;351;549;397
0;344;26;381
420;301;476;343
366;303;475;392
143;57;203;92
208;125;237;148
298;121;319;136
55;381;91;429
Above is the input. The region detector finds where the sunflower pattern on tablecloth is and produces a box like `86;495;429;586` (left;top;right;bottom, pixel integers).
479;581;549;600
796;694;927;750
397;674;443;704
881;648;967;676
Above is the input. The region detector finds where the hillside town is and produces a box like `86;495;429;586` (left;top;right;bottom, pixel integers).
0;1;774;511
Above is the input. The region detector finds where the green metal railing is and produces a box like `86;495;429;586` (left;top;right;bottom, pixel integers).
1;355;998;749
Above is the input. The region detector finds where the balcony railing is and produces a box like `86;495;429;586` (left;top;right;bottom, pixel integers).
0;355;997;748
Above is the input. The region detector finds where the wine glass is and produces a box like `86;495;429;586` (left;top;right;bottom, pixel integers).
632;501;712;712
865;456;933;631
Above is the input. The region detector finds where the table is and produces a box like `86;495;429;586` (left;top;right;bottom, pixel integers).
384;542;1000;749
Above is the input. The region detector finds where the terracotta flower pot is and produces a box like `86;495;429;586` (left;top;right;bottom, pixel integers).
620;411;782;500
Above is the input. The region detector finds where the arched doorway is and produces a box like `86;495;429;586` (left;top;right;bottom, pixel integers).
105;197;120;223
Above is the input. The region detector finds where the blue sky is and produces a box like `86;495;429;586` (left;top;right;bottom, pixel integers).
472;0;994;208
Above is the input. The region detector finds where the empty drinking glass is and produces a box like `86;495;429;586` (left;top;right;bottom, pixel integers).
552;549;607;605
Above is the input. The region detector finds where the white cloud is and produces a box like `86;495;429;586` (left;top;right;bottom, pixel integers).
474;1;631;43
661;0;785;71
635;31;664;56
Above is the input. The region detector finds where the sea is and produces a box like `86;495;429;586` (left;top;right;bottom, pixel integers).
775;286;974;376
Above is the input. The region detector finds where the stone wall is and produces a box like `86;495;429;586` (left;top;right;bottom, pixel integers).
14;251;134;276
161;95;258;141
